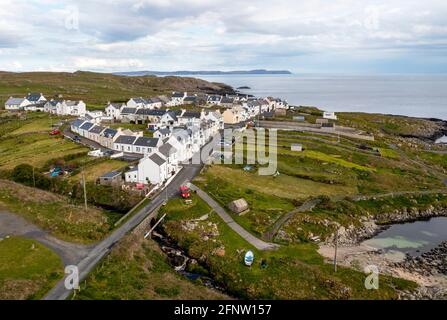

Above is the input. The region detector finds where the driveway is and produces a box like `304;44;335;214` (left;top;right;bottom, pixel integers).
0;211;91;265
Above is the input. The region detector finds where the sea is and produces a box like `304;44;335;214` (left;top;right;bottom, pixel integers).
195;74;447;121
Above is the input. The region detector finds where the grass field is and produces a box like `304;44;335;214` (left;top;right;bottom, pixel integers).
0;71;232;107
160;196;416;299
69;159;127;183
75;232;229;300
0;180;111;243
0;236;63;300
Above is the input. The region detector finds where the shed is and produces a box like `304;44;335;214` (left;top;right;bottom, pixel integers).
275;109;287;116
228;198;249;215
99;170;123;186
291;144;303;152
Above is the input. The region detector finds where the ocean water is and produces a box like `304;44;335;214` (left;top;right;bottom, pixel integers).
196;74;447;120
362;217;447;256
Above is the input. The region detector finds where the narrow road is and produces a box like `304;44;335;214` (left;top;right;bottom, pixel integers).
0;211;91;265
263;198;322;242
44;135;220;300
189;184;278;251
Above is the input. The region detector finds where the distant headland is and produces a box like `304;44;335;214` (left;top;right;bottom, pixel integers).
114;69;293;76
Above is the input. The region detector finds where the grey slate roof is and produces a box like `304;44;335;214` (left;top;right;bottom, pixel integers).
5;97;25;105
221;97;234;104
47;100;63;106
149;153;166;166
121;107;137;114
133;137;159;148
159;143;177;157
100;170;122;178
172;92;184;98
184;96;197;102
80;122;94;131
136;109;166;116
26;93;44;102
71;119;85;128
101;128;118;138
115;135;137;145
182;111;201;119
89;126;105;134
157;128;171;135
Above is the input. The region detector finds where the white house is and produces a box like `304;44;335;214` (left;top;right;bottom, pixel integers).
79;121;95;137
167;92;187;106
25;93;46;104
70;119;86;134
207;95;222;105
153;128;172;139
84;110;104;124
114;135;138;153
323;112;337;120
44;100;63;113
127;97;147;109
136;153;168;185
105;102;125;120
159;110;179;129
4;97;30;110
167;129;192;162
131;136;162;155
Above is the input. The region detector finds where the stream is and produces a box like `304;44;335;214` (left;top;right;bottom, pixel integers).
150;229;227;293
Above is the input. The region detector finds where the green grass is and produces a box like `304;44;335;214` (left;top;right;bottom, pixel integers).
160;196;417;299
0;133;88;170
69;159;127;183
0;71;231;107
0;179;112;243
74;232;229;300
301;150;375;172
378;148;400;159
0;236;63;300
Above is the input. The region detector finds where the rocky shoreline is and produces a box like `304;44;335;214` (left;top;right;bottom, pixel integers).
395;241;447;277
321;205;447;300
325;205;447;246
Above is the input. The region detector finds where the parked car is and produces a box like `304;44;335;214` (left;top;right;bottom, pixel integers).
73;135;81;142
49;129;61;135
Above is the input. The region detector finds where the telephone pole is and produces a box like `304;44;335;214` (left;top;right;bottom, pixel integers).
82;173;88;211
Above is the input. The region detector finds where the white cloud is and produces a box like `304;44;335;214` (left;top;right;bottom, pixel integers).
0;0;446;72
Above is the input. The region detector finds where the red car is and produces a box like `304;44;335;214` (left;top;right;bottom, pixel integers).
49;129;61;135
179;185;191;199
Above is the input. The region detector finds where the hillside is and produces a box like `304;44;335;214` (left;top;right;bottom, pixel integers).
0;71;234;108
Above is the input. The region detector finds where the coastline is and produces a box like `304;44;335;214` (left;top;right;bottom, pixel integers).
319;205;447;299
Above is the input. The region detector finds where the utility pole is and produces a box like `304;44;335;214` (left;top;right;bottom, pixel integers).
333;228;339;273
82;172;88;211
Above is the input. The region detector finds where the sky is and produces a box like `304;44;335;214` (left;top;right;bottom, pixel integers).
0;0;447;74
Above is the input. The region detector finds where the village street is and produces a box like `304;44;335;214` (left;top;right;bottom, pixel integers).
43;133;219;300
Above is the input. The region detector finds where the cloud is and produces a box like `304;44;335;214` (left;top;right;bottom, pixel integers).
72;57;144;70
0;0;446;72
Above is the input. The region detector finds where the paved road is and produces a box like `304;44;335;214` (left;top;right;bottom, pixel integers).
63;126;104;150
190;184;278;251
0;211;91;265
43;134;220;300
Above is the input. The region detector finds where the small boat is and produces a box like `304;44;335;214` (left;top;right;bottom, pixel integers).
244;250;254;266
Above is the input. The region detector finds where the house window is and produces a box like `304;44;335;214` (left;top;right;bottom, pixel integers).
136;147;140;152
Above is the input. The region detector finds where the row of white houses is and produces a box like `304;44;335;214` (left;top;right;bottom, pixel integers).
70;108;223;186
